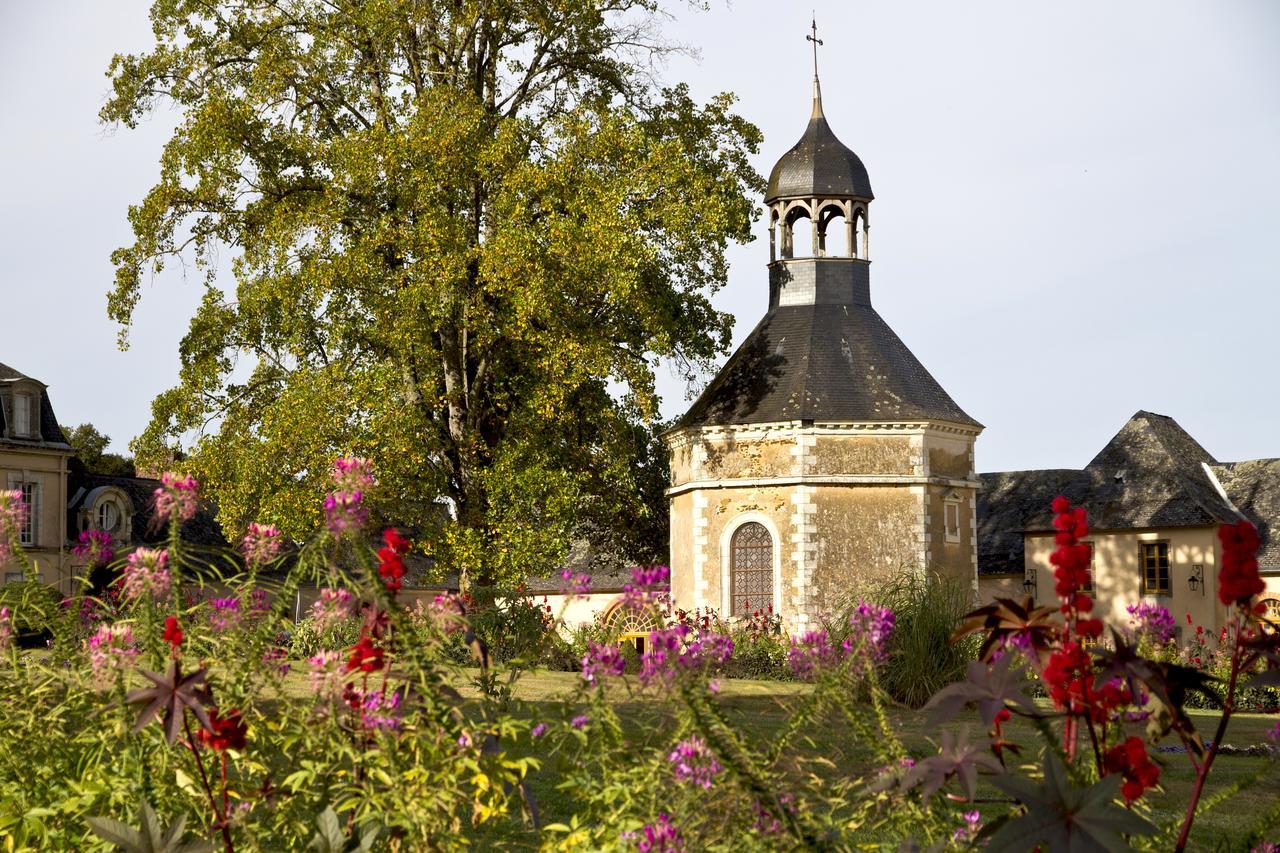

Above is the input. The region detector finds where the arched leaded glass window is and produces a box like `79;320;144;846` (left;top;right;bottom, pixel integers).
730;521;773;617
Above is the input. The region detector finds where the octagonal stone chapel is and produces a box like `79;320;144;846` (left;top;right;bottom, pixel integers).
664;58;983;633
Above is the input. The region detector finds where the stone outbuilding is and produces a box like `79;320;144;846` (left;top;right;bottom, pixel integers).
978;411;1280;635
663;70;982;633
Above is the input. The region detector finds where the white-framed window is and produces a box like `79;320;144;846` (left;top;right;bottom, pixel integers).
4;572;24;585
943;494;961;543
6;475;40;547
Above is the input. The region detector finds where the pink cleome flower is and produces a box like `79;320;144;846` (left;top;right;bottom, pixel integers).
241;522;283;565
121;548;171;603
581;642;626;685
154;472;199;525
322;456;376;537
0;489;29;563
310;587;356;631
667;735;721;789
87;623;140;688
73;529;115;567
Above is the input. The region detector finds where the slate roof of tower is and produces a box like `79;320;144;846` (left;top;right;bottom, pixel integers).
766;110;874;202
977;412;1280;574
675;304;980;429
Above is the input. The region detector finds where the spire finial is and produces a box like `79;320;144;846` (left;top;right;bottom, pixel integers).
806;14;825;118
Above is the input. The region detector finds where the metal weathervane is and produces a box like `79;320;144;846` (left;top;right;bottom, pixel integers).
807;16;823;79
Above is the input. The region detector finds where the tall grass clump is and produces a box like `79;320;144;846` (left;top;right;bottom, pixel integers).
871;573;979;707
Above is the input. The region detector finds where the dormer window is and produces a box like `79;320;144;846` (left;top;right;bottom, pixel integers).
81;487;133;542
3;388;39;439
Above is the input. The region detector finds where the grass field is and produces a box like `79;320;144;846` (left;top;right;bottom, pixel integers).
278;666;1280;849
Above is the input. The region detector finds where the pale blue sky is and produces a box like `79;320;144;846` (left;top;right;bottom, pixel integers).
1;1;1278;473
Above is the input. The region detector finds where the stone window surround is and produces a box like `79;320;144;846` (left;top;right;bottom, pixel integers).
79;485;134;541
718;511;783;622
1;384;41;440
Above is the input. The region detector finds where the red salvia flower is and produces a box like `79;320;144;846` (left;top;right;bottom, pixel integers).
377;528;411;593
196;707;248;751
382;527;411;555
162;616;184;651
1217;519;1264;606
1104;736;1160;803
1043;642;1094;709
346;635;385;673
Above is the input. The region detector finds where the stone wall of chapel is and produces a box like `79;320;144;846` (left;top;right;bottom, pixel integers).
925;432;975;479
668;491;697;609
700;485;796;616
810;486;922;611
810;434;918;476
924;483;979;582
700;435;796;481
669;440;698;487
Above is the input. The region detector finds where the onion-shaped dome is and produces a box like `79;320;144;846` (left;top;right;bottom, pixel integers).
765;94;873;203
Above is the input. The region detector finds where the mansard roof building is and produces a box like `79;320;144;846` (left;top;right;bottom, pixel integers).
1;361;223;594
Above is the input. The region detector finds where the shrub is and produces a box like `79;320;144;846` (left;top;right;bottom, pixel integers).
870;573;979;707
0;580;62;642
285;614;362;659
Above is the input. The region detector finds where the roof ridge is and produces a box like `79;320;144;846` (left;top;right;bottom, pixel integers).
1213;458;1280;468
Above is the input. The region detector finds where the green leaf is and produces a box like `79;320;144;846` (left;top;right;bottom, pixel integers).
86;816;144;851
987;753;1157;852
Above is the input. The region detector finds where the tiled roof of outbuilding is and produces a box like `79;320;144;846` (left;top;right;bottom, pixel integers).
1027;411;1238;532
1211;458;1280;569
69;471;227;548
675;304;979;429
977;469;1079;575
977;412;1279;575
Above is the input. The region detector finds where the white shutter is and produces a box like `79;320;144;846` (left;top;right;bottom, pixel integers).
30;480;41;547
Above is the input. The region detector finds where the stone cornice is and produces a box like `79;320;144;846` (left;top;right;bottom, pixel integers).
663;419;981;449
667;474;982;497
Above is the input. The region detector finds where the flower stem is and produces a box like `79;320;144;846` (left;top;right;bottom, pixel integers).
183;714;234;852
1173;612;1244;852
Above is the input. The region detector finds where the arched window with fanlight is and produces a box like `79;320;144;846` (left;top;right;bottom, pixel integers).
730;521;773;617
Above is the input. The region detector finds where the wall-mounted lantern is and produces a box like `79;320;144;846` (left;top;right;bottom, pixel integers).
1188;564;1205;596
1023;568;1037;597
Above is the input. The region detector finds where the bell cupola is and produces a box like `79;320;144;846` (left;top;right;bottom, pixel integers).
765;20;873;308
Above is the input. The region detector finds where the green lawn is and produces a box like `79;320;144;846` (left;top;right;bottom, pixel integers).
425;668;1279;849
113;660;1280;847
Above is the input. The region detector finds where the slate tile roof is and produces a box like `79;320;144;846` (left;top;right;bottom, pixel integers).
676;304;979;429
0;362;70;450
977;411;1280;574
69;470;227;549
977;469;1079;575
1211;458;1280;569
766;107;874;202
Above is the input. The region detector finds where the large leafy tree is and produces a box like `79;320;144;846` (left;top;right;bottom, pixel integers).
62;423;137;477
103;0;761;584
